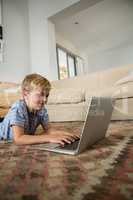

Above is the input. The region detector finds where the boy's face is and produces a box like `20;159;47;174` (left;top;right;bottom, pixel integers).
24;87;49;111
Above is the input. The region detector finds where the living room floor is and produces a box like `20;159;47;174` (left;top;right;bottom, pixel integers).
0;121;133;200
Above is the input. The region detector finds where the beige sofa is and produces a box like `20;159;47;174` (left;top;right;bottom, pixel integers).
46;64;133;121
0;65;133;122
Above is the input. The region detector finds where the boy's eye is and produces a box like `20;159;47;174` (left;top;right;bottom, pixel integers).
35;93;49;98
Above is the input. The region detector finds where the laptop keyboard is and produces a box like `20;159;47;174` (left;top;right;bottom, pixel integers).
56;139;79;151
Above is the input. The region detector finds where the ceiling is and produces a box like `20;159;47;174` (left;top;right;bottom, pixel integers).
50;0;133;54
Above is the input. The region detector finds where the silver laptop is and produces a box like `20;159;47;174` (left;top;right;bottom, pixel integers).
32;97;114;155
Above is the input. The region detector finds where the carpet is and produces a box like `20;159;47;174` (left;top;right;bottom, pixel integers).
0;121;133;200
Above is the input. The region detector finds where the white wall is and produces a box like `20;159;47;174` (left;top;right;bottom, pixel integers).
0;0;30;83
53;0;133;75
0;0;2;62
0;0;79;82
86;42;133;73
48;21;58;80
28;0;79;81
0;0;1;24
56;31;87;75
56;31;81;56
1;0;132;82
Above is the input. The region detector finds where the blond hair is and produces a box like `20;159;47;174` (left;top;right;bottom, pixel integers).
21;73;51;94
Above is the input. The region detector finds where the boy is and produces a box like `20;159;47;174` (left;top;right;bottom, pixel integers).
0;74;79;145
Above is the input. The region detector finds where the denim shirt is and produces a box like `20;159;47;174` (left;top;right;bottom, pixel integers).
0;99;49;140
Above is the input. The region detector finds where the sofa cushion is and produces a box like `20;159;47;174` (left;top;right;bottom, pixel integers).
100;82;133;99
85;81;133;100
46;102;87;121
0;82;19;89
47;88;85;104
112;82;133;99
0;86;21;108
85;90;100;101
115;71;133;85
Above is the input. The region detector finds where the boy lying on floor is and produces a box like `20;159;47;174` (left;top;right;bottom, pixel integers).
0;74;79;145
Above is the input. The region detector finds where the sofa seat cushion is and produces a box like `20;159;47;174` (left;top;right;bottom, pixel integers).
47;88;85;104
46;102;87;122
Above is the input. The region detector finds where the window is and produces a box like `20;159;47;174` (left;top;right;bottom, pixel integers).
56;45;77;80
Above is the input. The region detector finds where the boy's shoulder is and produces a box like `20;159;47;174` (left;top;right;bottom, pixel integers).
11;99;27;111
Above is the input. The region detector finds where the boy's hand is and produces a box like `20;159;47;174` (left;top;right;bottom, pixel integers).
47;130;80;146
52;130;80;139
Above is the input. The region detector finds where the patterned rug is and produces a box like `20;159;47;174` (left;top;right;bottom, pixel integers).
0;121;133;200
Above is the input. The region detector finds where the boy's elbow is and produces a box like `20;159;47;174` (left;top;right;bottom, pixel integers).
13;138;21;145
13;136;24;145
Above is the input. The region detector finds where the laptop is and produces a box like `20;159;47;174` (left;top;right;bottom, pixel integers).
32;97;114;155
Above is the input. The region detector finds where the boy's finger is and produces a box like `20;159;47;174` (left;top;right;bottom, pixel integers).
64;133;79;139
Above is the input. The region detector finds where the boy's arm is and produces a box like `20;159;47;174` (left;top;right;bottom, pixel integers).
40;110;79;138
12;125;50;145
12;125;78;145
